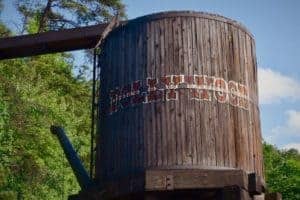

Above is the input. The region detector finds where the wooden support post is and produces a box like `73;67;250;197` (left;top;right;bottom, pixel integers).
219;186;252;200
248;173;263;195
253;194;265;200
265;193;282;200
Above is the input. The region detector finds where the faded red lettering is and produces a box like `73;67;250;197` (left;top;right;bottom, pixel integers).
214;78;228;103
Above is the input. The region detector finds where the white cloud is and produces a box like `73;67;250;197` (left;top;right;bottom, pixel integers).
271;110;300;136
264;110;300;145
286;110;300;131
282;143;300;152
258;68;300;104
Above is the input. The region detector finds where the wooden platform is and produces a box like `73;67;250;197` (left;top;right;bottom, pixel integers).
67;169;277;200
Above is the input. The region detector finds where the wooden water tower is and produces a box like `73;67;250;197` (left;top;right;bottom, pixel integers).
0;10;278;200
94;11;265;199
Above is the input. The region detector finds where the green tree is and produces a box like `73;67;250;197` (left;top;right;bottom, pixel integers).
0;51;93;199
264;143;300;200
16;0;125;33
0;0;123;196
0;1;126;198
0;0;11;37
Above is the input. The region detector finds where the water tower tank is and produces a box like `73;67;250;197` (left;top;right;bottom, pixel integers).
96;11;263;198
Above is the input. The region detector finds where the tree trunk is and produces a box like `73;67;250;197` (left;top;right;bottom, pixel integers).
38;0;53;33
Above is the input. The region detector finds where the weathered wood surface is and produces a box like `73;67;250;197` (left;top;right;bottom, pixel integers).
71;169;264;200
145;169;249;191
96;11;263;196
70;189;254;200
265;193;282;200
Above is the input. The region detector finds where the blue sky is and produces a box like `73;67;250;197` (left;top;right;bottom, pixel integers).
1;0;300;151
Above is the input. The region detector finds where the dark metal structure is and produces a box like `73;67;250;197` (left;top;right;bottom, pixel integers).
0;17;124;59
50;126;93;190
0;10;282;200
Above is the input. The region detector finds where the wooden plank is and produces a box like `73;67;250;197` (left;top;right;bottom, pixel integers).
231;25;243;170
181;17;191;165
154;20;163;167
194;17;203;166
220;21;230;167
197;18;207;166
214;20;225;167
145;22;152;168
168;18;177;166
250;38;263;178
119;26;126;178
150;21;157;167
253;194;265;200
245;34;255;173
110;30;117;180
209;19;219;167
173;17;182;165
265;193;282;200
178;16;186;165
130;23;137;176
164;18;174;166
238;28;249;171
159;19;168;167
103;31;112;182
138;22;146;172
206;19;217;167
189;17;198;165
124;24;131;177
226;24;236;169
145;169;249;191
183;16;190;166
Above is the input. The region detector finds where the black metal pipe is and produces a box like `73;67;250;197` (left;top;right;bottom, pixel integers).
50;125;93;190
89;49;97;178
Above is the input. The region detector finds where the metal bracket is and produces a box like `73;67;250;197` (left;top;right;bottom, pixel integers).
166;175;174;190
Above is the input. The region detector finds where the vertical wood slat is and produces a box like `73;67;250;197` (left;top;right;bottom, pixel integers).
219;21;230;167
96;11;264;193
173;17;183;166
206;19;216;166
194;17;203;166
165;18;175;166
149;21;157;167
154;20;163;167
231;26;242;170
190;17;198;165
238;28;248;171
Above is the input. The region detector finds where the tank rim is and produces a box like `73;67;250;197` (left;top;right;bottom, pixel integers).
124;10;254;39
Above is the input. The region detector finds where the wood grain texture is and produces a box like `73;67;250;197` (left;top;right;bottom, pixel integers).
96;11;264;195
145;169;249;191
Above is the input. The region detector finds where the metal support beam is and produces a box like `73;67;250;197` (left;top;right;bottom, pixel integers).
50;126;93;190
0;20;124;60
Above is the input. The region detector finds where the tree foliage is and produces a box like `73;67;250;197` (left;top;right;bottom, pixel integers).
264;143;300;199
0;0;125;198
0;51;92;199
16;0;125;32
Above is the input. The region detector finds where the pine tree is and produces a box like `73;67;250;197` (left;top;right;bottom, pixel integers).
17;0;125;33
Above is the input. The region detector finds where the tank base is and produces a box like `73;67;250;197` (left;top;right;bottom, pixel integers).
69;190;281;200
69;169;271;200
